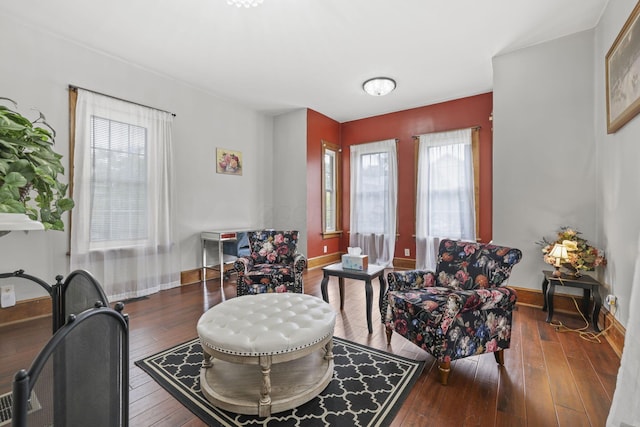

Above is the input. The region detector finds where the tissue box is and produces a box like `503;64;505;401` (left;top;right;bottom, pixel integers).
342;254;368;271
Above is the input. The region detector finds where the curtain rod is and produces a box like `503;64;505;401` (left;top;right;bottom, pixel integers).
412;125;480;139
68;85;176;117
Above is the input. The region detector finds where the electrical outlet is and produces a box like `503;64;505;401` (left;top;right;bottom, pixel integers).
404;248;410;256
1;285;16;308
605;294;617;307
323;245;328;254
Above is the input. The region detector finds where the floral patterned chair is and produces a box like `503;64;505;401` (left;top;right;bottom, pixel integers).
233;230;307;296
384;239;522;385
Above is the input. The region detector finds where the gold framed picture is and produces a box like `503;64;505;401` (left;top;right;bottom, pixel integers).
606;1;640;133
216;148;242;175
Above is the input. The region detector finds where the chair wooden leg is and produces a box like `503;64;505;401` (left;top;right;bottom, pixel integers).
494;349;505;365
385;326;393;345
438;361;451;385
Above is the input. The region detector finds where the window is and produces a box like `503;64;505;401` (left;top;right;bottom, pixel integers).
423;142;473;236
69;88;180;299
354;151;391;233
415;128;478;269
349;139;398;267
90;116;148;246
322;140;342;238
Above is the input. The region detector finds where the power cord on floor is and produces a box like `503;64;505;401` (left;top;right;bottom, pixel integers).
549;277;617;344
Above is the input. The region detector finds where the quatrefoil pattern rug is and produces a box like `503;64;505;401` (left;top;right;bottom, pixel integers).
135;337;425;427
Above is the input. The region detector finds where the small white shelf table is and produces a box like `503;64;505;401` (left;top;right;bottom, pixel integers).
200;229;250;300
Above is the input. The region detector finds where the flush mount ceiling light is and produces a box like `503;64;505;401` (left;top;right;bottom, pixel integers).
362;77;396;96
226;0;264;7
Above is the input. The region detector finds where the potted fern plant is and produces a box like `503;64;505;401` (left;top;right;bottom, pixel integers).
0;97;74;231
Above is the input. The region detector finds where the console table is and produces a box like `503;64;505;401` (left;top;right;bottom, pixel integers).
541;270;603;332
201;230;250;301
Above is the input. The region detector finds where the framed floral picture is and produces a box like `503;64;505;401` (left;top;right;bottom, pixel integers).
216;148;242;175
606;1;640;133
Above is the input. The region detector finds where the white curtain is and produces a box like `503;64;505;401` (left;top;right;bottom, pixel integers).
607;232;640;427
349;139;397;267
415;128;475;270
70;90;180;300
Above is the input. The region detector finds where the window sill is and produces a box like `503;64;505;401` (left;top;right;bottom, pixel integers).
322;231;343;239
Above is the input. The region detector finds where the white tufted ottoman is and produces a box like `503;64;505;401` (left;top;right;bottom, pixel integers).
197;293;337;417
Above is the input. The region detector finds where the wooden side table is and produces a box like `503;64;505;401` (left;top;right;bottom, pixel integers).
320;263;387;334
541;270;603;332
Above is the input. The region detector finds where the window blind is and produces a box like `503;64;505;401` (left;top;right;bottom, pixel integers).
90;116;148;245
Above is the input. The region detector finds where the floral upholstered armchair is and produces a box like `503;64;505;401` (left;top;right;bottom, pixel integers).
384;239;522;385
233;230;307;296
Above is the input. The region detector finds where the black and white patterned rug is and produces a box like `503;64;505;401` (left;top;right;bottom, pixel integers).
135;337;425;426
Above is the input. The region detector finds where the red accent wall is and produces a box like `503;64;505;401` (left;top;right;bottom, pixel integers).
306;93;493;261
306;109;341;259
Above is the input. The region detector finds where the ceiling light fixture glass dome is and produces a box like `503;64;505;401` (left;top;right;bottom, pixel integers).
363;77;396;96
226;0;264;7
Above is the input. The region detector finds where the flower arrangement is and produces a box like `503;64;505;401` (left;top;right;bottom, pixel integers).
218;152;241;173
538;227;606;275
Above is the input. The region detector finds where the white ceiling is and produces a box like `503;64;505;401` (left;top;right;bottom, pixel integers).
1;0;609;122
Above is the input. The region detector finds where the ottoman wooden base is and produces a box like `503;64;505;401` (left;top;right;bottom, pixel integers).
197;293;337;417
200;342;334;417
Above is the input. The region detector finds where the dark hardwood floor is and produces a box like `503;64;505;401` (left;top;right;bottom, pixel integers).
0;268;618;426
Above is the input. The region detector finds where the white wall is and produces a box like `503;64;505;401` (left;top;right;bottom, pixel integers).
593;0;640;328
493;32;598;294
273;110;308;255
0;14;274;300
494;1;640;330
